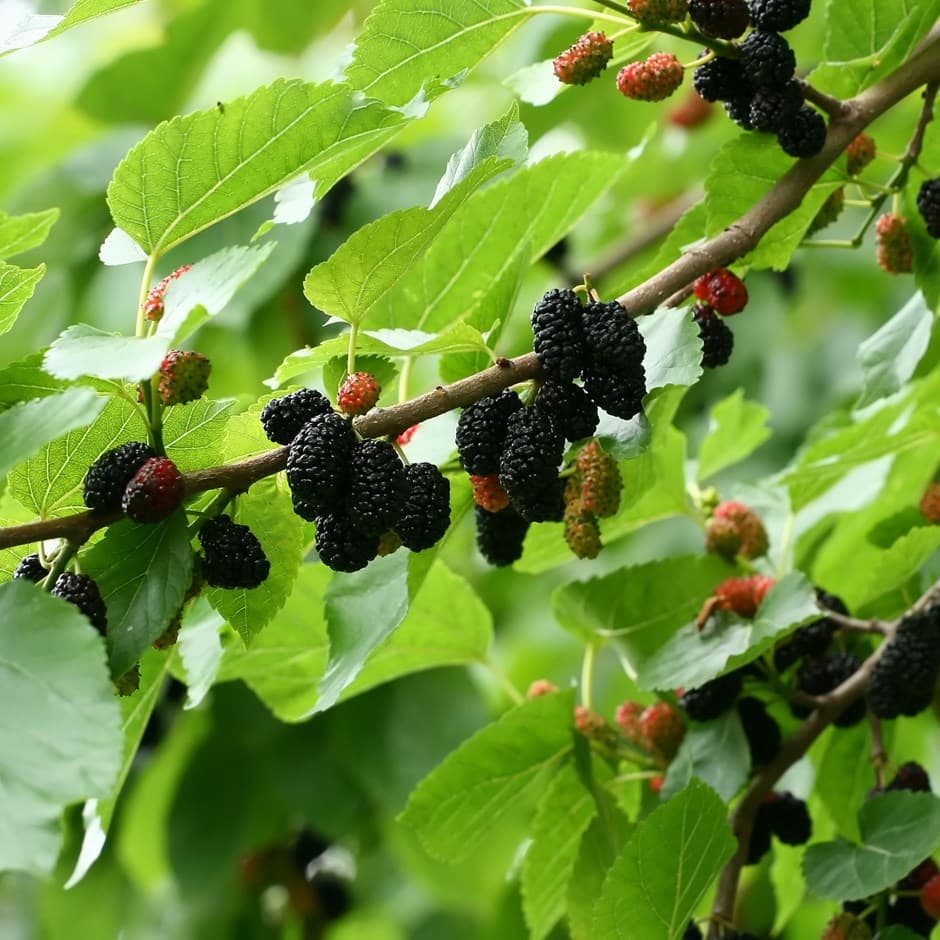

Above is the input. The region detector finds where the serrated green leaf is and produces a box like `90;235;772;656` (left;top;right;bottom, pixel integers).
697;389;772;481
107;79;406;257
163;399;236;473
48;0;144;36
206;479;305;644
521;762;598;940
635;572;819;691
83;513;194;677
855;526;940;608
0;208;58;260
0;354;65;410
0;581;122;875
345;0;530;107
592;779;735;940
303;154;511;326
640;307;703;392
0;388;106;485
803;792;940;900
855;292;932;409
399;690;574;861
215;564;331;721
661;710;750;803
339;561;492;703
0;261;44;335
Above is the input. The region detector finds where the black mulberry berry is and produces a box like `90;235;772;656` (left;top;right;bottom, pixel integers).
535;380;599;441
582;301;644;366
765;792;811;845
347;439;407;535
916;178;940;238
738;696;781;766
475;505;530;567
794;652;866;726
694;305;734;368
693;55;750;102
682;923;704;940
314;513;379;573
777;105;827;158
869;607;940;719
749;80;803;132
739;31;797;89
455;389;523;476
887;761;931;793
724;94;756;129
286;413;356;515
51;572;107;633
581;358;647;420
498;407;565;505
773;589;845;670
747;0;811;31
198;514;271;589
511;474;566;523
531;289;588;381
394;462;451;551
260;389;333;445
679;670;743;721
83;441;156;514
746;806;773;864
689;0;750;38
13;553;48;582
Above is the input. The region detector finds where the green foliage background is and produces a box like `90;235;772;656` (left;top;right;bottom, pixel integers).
0;0;939;938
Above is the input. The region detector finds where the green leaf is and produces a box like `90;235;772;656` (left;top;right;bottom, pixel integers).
521;762;598;940
303;154;512;326
855;292;932;409
345;0;530;107
0;261;44;336
43;244;274;381
339;561;492;702
206;479;305;644
107;79;406;257
0;388;106;484
0;208;58;260
0;354;65;410
83;513;194;677
0;581;122;875
635;572;819;691
8;397;142;517
315;552;412;713
163;399;236;473
399;690;574;861
49;0;145;36
661;710;750;803
854;526;940;608
803;792;940;901
874;928;927;940
697;389;772;481
813;723;879;840
640;307;703;392
215;564;331;721
592;779;735;940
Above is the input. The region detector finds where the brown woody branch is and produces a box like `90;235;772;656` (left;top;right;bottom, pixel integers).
1;28;939;556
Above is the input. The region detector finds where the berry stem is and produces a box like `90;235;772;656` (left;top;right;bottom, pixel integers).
869;712;887;789
40;541;78;592
346;321;359;376
186;489;235;538
580;641;598;711
483;657;524;705
526;4;631;26
795;78;850;120
638;20;737;58
134;254;158;339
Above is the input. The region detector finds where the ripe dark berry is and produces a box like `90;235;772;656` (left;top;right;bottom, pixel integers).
774;587;845;670
739;31;797;90
628;0;689;23
13;553;49;582
535;380;598;442
693;55;751;102
679;670;743;721
916;178;940;238
749;80;803;132
475;505;530;567
689;0;750;38
83;442;156;514
143;264;191;322
694;305;734;367
888;762;932;793
682;922;704;940
394;462;451;552
530;289;588;382
337;372;381;416
746;805;774;864
552;31;614;85
158;349;211;406
346;439;407;535
582;357;647;421
51;572;107;633
777;105;827;158
314;512;379;573
511;474;566;523
286;413;356;515
724;94;756;129
581;300;647;419
455;389;522;476
738;696;781;766
875;212;913;274
694;268;748;315
869;606;940;719
794;652;866;726
765;791;811;845
122;457;185;523
846;132;876;175
260;388;333;445
198;514;271;589
498;407;565;505
746;0;811;31
616;52;684;102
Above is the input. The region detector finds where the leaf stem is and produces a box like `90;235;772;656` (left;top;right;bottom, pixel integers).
134;254;158;338
580;642;598;710
347;322;359;376
526;4;630;26
484;657;524;705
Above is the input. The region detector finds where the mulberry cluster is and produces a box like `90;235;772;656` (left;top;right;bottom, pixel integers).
198;514;271;589
562;441;621;559
13;553;49;582
158;350;211;406
793;651;867;726
869;605;940;719
738;696;781;766
748;791;811;864
875;212;913;274
679;669;744;721
693;304;734;368
689;0;749;38
83;441;156;513
552;31;614;86
628;0;688;23
705;500;768;560
51;572;108;634
122;457;185;524
617;52;684;102
261;388;333;445
282;406;451;572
